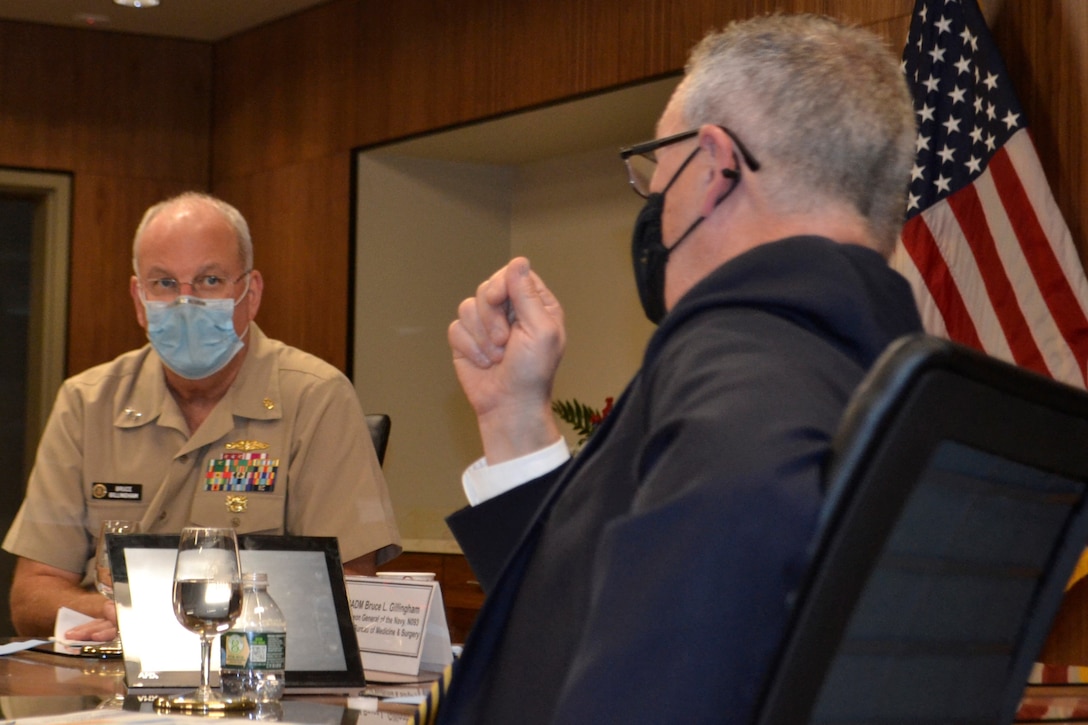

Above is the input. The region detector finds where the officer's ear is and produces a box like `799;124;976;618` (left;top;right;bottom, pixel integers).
697;125;741;216
131;276;148;330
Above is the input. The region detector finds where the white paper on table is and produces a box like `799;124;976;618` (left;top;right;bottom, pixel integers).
53;606;98;646
0;639;48;656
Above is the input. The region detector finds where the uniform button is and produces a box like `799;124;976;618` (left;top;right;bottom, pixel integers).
231;517;241;527
179;454;188;462
158;511;167;521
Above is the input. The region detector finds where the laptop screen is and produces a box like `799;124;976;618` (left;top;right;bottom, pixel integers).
109;534;367;695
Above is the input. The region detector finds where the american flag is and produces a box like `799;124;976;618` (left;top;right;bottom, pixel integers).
892;0;1088;388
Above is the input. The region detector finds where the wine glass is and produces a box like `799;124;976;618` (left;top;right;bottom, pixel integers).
155;526;249;712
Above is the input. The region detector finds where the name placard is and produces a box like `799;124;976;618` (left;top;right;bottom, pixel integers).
345;575;452;677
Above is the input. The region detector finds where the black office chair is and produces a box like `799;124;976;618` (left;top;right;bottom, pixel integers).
366;413;391;466
754;334;1088;725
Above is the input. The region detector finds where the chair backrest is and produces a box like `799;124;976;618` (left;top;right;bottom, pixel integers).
754;334;1088;725
366;413;391;466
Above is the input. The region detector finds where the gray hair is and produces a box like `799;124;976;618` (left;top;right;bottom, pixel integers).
681;14;915;254
132;191;253;271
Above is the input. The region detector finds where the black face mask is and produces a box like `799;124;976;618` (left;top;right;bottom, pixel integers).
630;193;672;324
630;186;707;325
630;148;741;324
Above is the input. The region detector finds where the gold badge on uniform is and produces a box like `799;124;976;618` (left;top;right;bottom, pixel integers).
226;494;248;513
224;440;269;452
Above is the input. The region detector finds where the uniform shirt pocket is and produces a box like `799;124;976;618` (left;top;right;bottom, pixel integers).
189;490;287;535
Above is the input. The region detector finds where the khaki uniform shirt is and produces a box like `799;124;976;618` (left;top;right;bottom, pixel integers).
2;324;401;582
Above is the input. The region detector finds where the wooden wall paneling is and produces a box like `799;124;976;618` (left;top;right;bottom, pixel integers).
67;176;201;375
351;0;743;145
212;153;353;371
0;21;213;377
990;1;1088;273
207;0;933;373
0;20;210;183
211;0;360;369
354;0;504;144
212;0;361;181
1017;7;1088;662
353;0;680;148
642;0;915;80
485;0;617;110
68;31;211;182
611;0;671;80
343;0;918;179
0;22;78;171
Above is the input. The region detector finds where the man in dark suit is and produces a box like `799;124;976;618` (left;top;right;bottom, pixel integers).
442;14;922;723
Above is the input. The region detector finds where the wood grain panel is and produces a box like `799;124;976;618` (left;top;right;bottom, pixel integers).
66;176;198;375
353;0;505;144
0;19;212;377
211;0;1039;380
212;153;352;370
0;21;210;183
0;22;79;170
67;33;211;182
1022;3;1088;664
212;0;360;179
990;1;1088;273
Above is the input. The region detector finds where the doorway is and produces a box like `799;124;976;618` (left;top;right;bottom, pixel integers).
0;169;72;635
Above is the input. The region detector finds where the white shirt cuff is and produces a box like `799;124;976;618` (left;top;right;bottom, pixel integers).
461;438;571;506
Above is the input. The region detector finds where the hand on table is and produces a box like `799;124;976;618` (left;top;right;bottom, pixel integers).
63;600;118;642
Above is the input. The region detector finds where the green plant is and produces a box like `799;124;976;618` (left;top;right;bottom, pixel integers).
551;396;614;447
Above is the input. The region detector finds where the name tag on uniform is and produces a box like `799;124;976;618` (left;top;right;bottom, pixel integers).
92;483;143;502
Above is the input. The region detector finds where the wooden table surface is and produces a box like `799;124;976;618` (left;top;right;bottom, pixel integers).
0;644;421;721
5;641;1088;722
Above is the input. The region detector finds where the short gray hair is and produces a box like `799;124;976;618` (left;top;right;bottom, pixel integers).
132;191;253;270
681;14;915;254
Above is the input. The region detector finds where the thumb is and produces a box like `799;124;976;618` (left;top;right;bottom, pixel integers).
505;258;547;330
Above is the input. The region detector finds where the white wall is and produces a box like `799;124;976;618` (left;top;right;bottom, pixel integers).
354;78;674;550
354;155;514;549
511;148;656;420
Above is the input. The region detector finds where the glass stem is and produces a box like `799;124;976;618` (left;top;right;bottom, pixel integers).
199;634;213;697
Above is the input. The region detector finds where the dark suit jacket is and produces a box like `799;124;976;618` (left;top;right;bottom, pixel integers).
440;237;923;724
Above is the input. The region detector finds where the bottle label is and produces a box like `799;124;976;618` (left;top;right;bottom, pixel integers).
221;630;286;670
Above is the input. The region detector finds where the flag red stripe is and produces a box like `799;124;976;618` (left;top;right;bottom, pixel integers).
988;147;1088;370
945;183;1050;375
900;215;983;349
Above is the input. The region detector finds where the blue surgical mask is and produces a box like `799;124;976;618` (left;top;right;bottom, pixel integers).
142;283;249;380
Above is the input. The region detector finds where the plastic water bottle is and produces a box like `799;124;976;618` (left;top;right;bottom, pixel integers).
220;571;286;702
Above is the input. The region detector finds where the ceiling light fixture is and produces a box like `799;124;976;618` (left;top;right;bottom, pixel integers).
114;0;160;7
